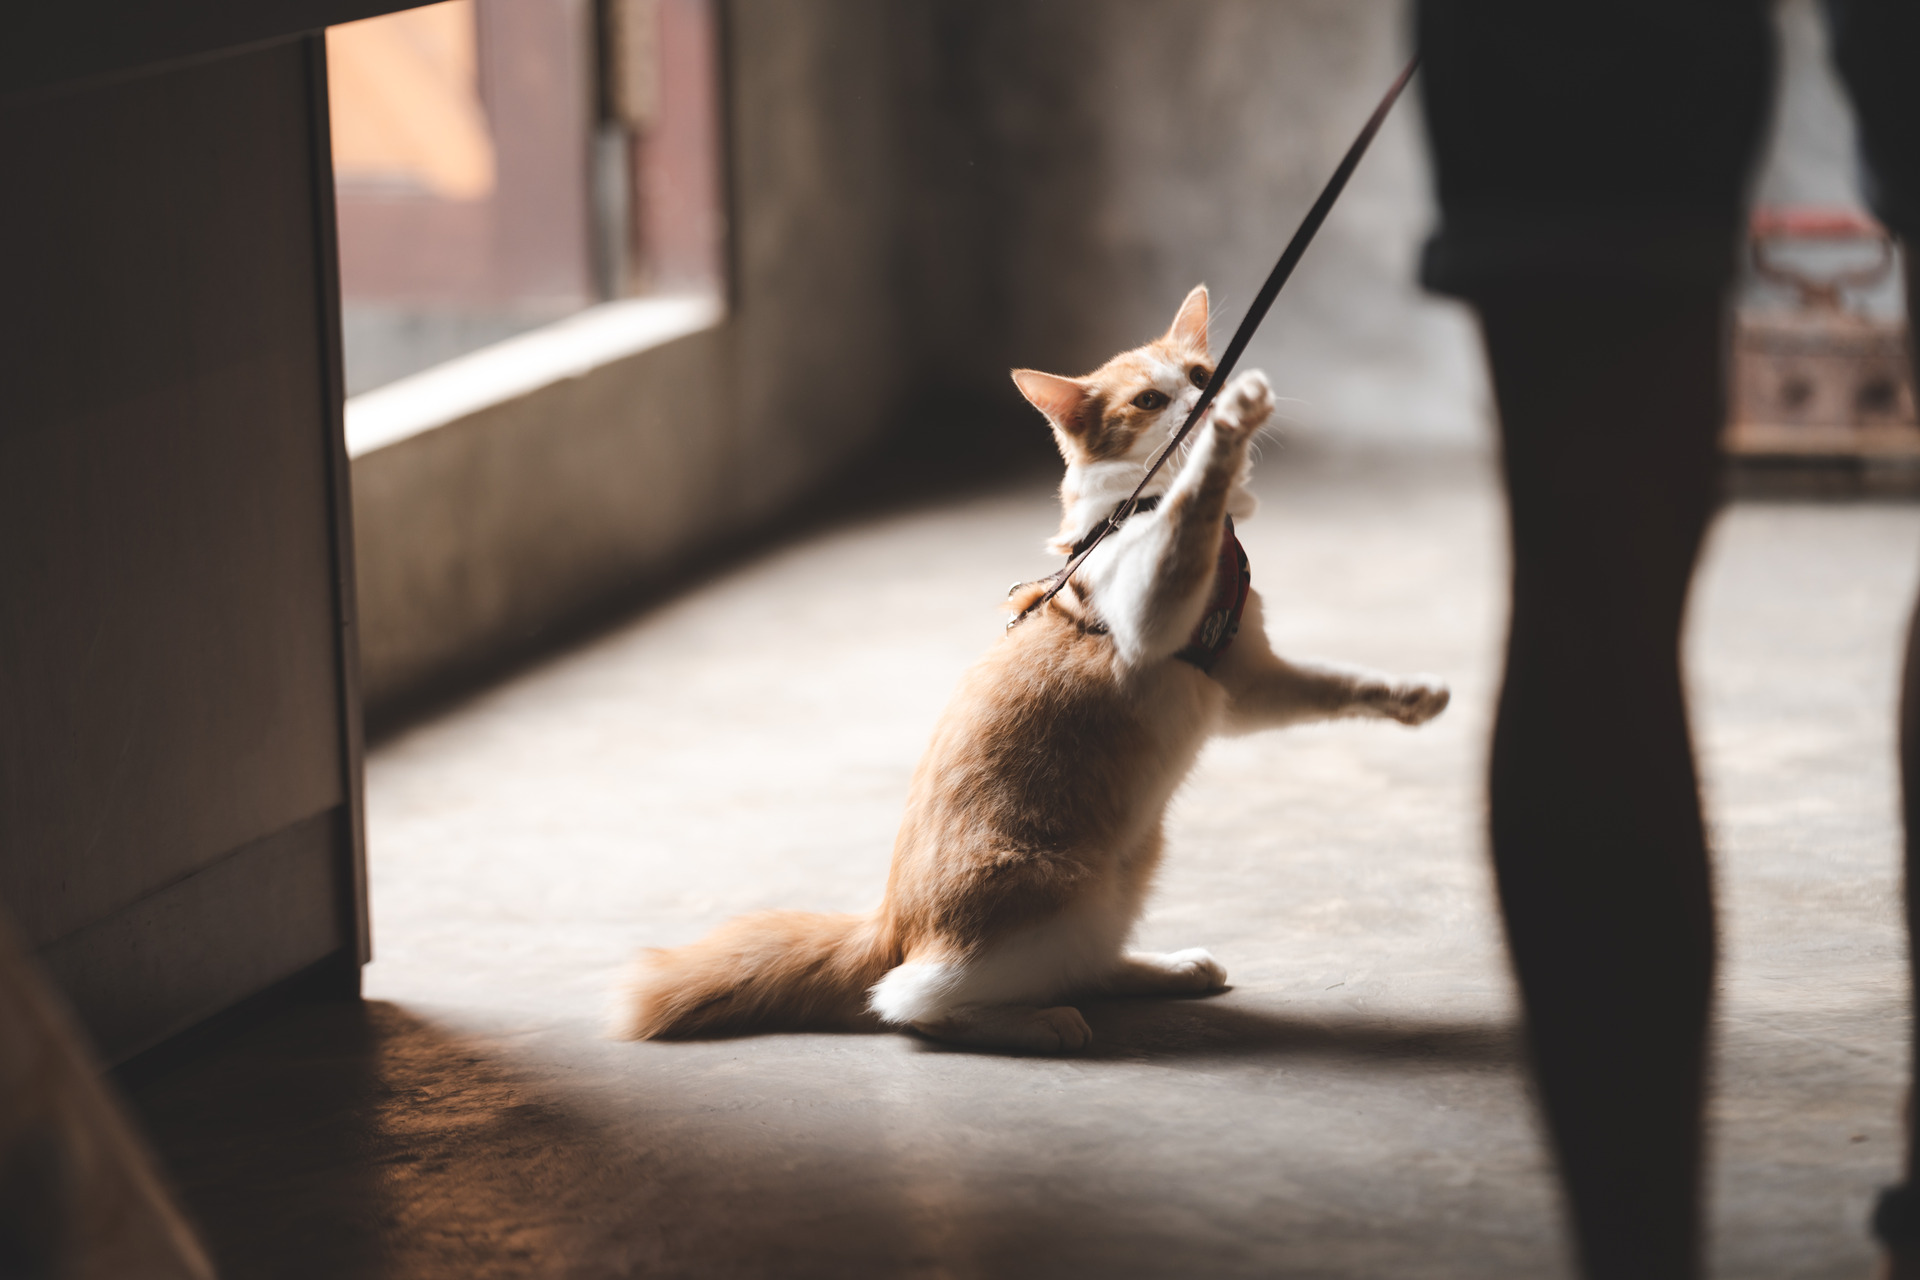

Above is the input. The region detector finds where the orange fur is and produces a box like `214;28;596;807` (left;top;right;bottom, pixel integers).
619;910;895;1039
1018;285;1218;553
879;600;1209;955
618;284;1449;1053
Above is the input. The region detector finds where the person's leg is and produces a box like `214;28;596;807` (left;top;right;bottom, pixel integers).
1477;282;1727;1279
1877;252;1920;1280
1414;7;1771;1270
1824;4;1920;1265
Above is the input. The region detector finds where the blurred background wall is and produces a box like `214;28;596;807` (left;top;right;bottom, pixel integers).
350;0;1881;719
890;0;1484;449
880;0;1871;453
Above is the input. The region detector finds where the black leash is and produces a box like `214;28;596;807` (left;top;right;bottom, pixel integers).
1008;53;1421;631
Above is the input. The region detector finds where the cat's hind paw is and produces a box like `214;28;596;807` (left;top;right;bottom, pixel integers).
1107;948;1230;997
1031;1005;1094;1053
911;1003;1093;1054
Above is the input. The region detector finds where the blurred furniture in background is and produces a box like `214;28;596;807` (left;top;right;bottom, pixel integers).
1727;206;1919;484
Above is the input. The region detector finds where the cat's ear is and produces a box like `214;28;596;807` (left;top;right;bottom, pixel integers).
1011;369;1092;436
1166;284;1210;352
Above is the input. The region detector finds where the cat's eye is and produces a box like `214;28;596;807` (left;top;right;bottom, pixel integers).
1131;389;1170;411
1189;366;1211;389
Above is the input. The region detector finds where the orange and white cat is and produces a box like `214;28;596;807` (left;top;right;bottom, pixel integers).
618;285;1449;1053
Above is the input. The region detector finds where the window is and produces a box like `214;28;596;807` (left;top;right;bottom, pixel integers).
327;0;722;395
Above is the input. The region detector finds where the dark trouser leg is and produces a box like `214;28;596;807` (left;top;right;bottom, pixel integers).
1895;536;1920;1274
1477;284;1726;1280
1882;254;1920;1274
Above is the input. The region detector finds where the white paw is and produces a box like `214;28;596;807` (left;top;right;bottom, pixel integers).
1374;675;1450;726
1211;370;1274;441
1028;1006;1093;1054
1160;947;1229;992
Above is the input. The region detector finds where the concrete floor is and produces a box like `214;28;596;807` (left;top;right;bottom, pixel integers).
134;450;1919;1277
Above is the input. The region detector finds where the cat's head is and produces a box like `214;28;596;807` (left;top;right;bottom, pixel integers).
1010;284;1214;472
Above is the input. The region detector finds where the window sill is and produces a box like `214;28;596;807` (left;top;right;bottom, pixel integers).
343;292;724;459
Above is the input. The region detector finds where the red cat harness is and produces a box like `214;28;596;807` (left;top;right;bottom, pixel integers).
1067;495;1251;674
1178;516;1251;672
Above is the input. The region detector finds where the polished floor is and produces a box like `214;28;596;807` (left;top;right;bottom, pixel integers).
134;449;1917;1277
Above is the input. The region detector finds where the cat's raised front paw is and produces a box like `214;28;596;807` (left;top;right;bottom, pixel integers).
1211;370;1274;440
1374;675;1450;726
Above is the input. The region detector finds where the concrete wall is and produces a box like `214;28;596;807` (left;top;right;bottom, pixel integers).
726;0;911;517
354;0;916;717
354;0;1880;716
887;0;1876;446
891;0;1489;447
352;320;727;711
739;0;1874;452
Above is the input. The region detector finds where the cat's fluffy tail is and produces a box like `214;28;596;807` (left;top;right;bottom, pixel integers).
615;910;896;1040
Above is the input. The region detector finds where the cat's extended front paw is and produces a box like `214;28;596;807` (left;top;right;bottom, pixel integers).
1158;947;1229;993
1211;370;1274;441
1371;675;1450;726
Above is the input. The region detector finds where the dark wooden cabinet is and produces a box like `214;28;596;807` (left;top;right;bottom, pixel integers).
1;24;390;1063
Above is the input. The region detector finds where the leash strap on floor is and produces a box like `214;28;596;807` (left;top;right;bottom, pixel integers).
1008;52;1421;631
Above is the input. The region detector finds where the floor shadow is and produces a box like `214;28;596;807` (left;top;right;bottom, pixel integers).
127;1000;954;1279
1075;994;1519;1064
645;990;1518;1066
620;990;1517;1066
127;1000;695;1280
128;1000;395;1279
894;994;1519;1065
125;993;1531;1279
